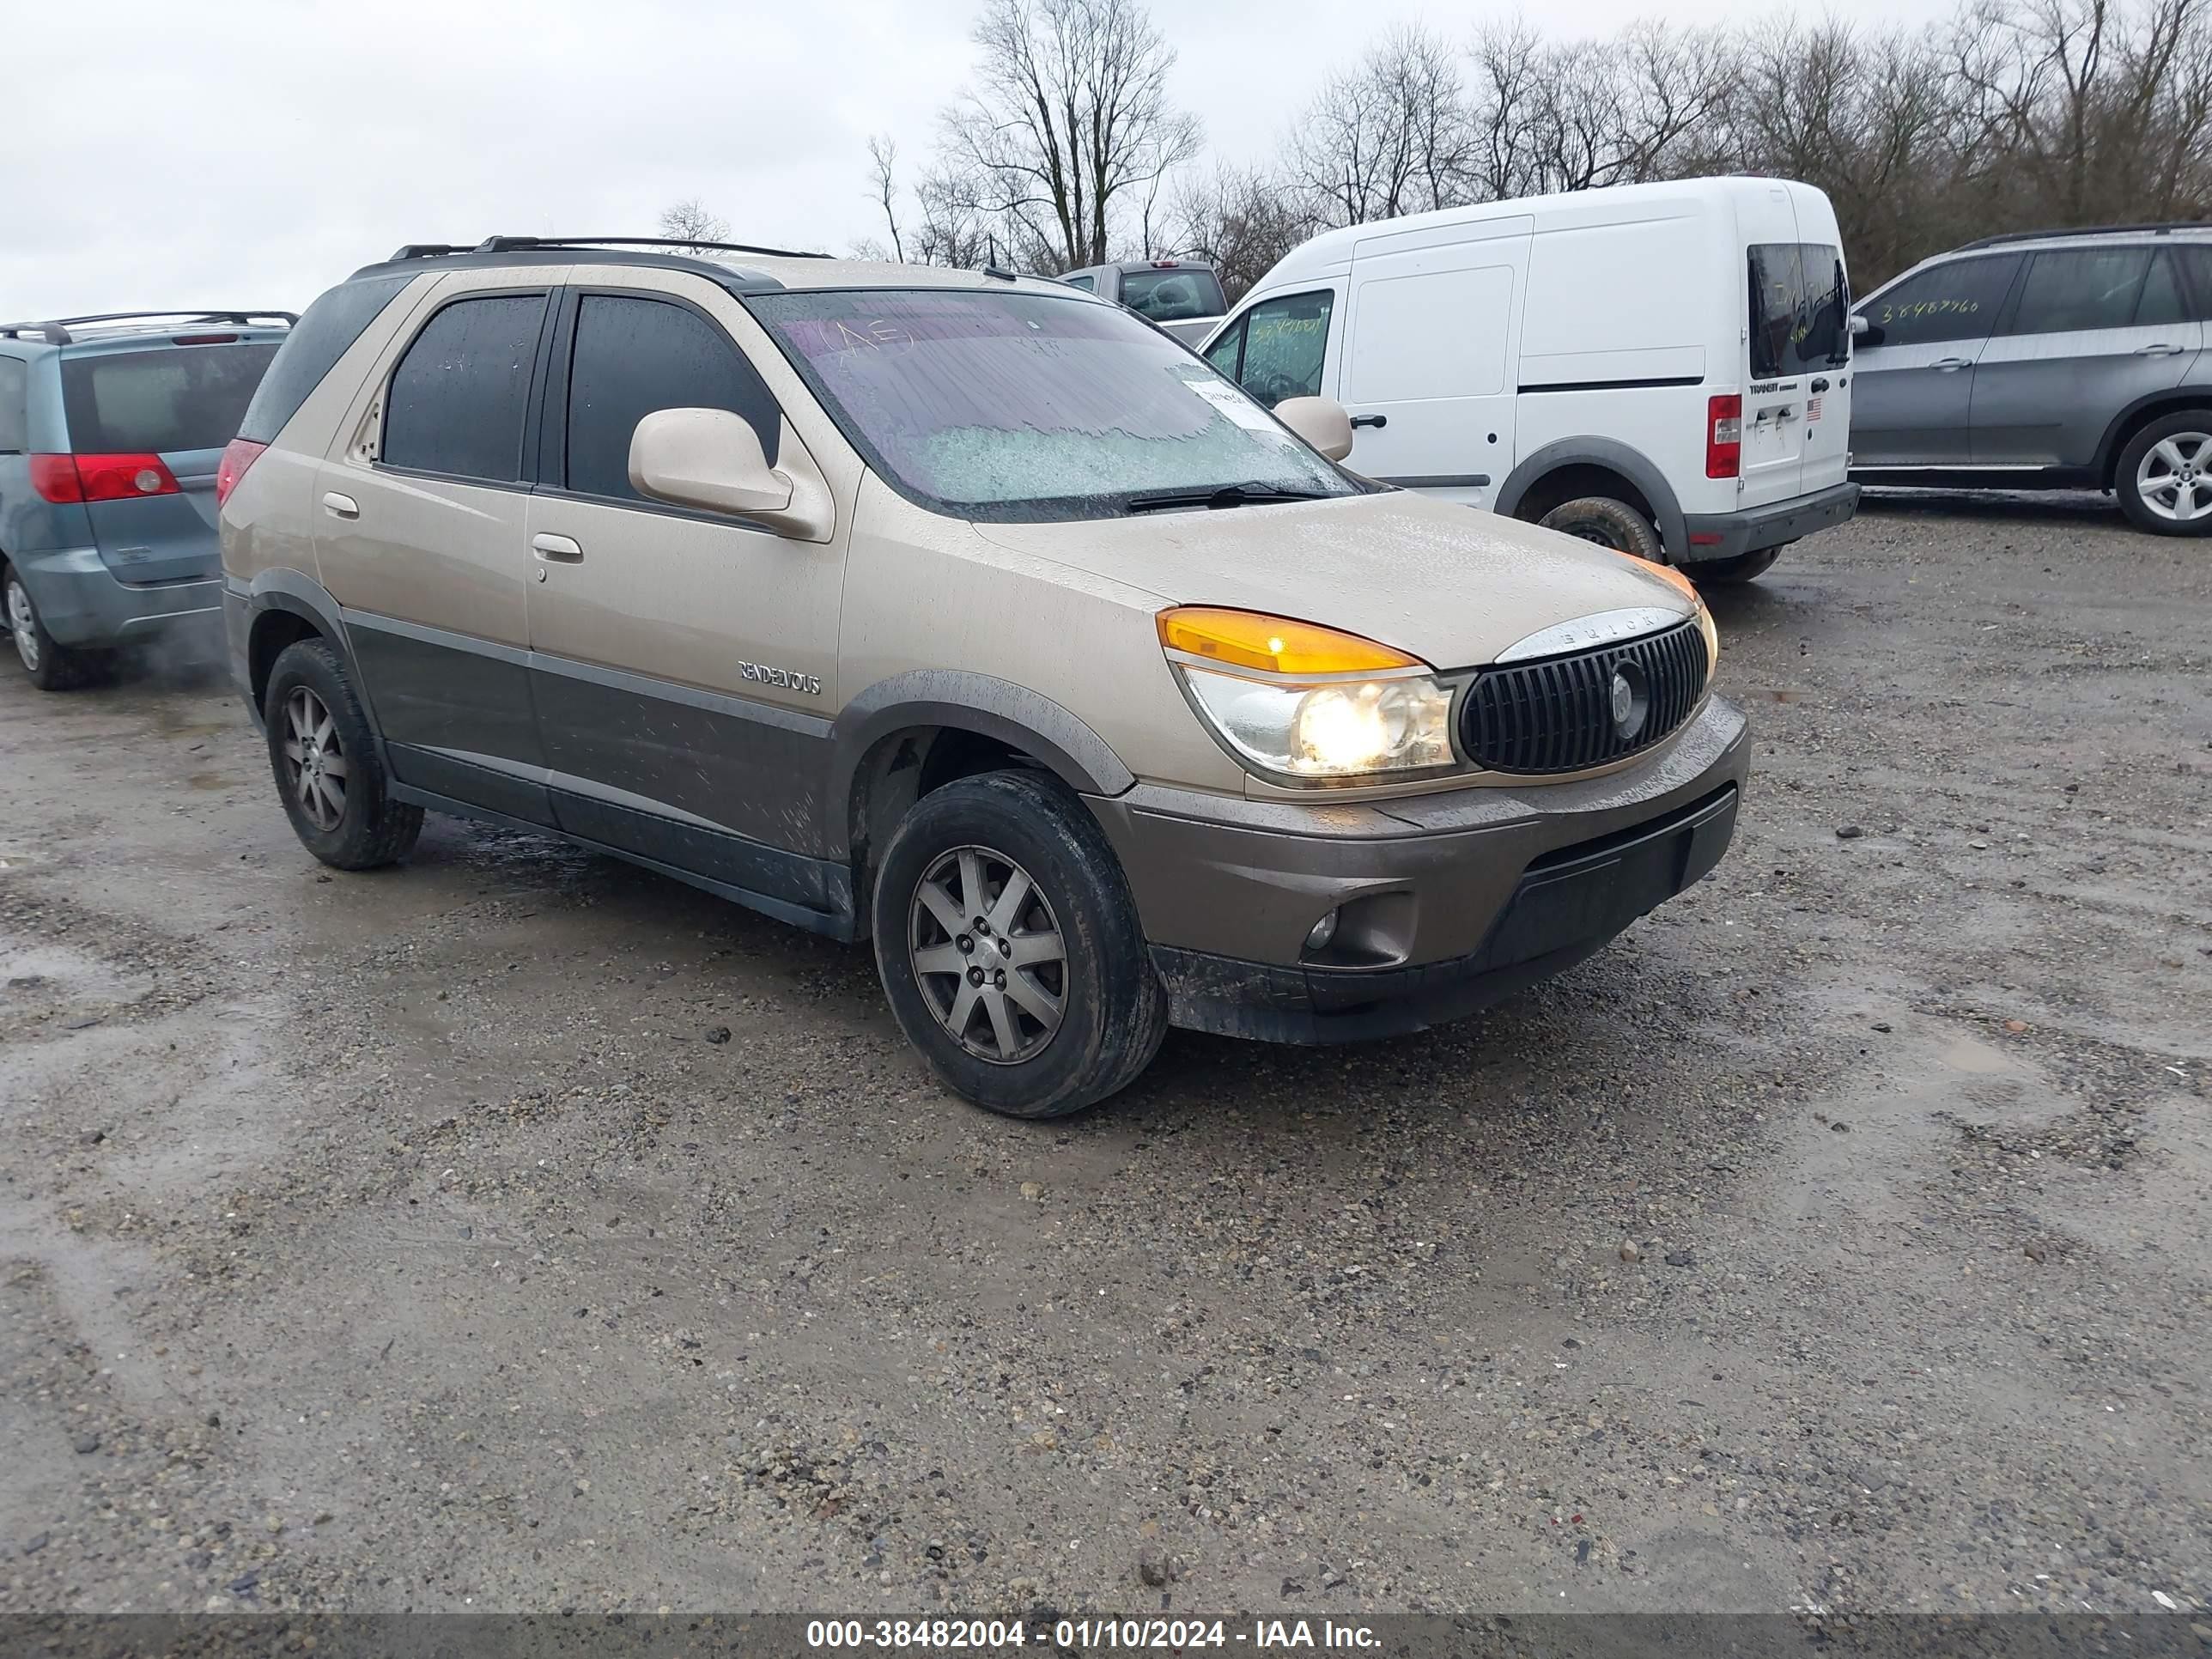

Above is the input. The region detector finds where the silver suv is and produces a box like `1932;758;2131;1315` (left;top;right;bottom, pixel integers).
219;234;1746;1118
1850;224;2212;533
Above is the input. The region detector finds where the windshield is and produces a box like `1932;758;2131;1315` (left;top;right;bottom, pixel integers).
1121;266;1225;321
750;288;1358;522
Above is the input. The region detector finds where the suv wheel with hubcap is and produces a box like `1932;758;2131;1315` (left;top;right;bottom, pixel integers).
263;638;424;869
873;769;1167;1118
2118;414;2212;535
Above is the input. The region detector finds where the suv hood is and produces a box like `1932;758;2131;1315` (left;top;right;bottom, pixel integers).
973;489;1695;669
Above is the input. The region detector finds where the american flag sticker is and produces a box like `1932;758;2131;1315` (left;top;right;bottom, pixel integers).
1808;396;1824;422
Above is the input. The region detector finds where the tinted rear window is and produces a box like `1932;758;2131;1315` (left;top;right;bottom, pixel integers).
1749;243;1849;380
61;343;278;453
1121;267;1225;321
381;293;548;483
237;274;411;445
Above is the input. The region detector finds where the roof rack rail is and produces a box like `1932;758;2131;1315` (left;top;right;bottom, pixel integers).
0;309;296;346
1956;222;2208;251
385;234;832;263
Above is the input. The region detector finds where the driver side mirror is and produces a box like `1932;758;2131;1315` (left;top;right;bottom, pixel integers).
1273;395;1354;462
629;408;831;538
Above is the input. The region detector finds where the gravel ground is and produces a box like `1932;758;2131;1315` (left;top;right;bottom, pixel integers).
1;492;2207;1623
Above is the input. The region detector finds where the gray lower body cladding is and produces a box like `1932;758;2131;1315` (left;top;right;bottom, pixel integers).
1681;483;1859;562
1088;698;1750;1042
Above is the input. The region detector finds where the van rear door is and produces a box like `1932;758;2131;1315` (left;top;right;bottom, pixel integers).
1742;236;1851;508
1338;216;1533;507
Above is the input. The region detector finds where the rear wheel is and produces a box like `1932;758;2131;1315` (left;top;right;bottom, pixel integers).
872;769;1167;1119
1686;547;1783;586
1537;496;1664;562
2116;413;2212;536
263;638;422;870
5;564;109;691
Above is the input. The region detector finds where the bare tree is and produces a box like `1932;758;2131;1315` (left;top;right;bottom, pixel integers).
1289;27;1474;227
866;135;907;262
934;0;1202;270
657;198;729;252
1170;163;1317;301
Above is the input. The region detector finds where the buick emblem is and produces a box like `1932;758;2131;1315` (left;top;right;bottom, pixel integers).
1609;664;1649;741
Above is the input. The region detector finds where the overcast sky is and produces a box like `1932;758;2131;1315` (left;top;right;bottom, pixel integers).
5;0;1925;321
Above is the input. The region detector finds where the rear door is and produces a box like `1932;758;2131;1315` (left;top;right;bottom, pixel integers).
312;275;562;823
58;336;281;585
1848;254;2022;468
1970;245;2204;468
1337;217;1532;505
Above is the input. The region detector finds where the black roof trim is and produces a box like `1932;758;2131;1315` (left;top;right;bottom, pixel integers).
344;245;790;297
0;309;296;346
1957;222;2209;251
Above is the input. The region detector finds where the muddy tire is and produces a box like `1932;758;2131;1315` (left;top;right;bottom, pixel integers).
5;563;111;691
263;638;422;871
1687;547;1783;586
1537;495;1665;562
872;769;1168;1119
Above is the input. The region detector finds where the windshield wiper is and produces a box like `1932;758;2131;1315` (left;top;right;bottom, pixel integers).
1126;482;1330;514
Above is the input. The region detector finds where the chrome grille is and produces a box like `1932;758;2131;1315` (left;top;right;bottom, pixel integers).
1461;619;1707;775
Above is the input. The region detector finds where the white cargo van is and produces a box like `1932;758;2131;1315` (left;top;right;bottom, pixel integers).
1199;177;1860;583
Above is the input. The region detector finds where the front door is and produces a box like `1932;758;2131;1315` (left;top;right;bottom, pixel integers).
1970;246;2204;469
522;278;845;909
1848;253;2022;469
1337;217;1532;507
312;275;563;823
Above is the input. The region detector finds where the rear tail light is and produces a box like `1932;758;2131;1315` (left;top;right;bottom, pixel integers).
215;439;267;507
1705;394;1742;479
27;453;180;503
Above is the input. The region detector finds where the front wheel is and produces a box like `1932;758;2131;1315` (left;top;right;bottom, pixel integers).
263;638;423;870
2116;413;2212;535
1536;496;1665;562
872;769;1167;1118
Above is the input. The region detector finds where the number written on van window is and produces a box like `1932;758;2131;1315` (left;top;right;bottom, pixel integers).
1224;290;1334;410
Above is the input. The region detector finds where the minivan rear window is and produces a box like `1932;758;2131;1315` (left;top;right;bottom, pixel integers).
1121;267;1226;322
1748;243;1849;380
237;274;412;445
61;343;278;454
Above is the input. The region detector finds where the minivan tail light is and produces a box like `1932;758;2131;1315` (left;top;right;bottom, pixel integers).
215;439;267;507
27;453;180;503
1705;395;1742;479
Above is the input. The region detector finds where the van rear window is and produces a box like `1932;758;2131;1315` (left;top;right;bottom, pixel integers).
60;343;279;454
1749;244;1849;380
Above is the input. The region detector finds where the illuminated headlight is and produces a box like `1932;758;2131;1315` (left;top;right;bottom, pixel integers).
1180;665;1454;780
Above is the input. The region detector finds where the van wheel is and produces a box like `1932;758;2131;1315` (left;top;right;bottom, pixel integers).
5;564;109;691
2116;413;2212;535
872;770;1168;1119
1537;496;1664;562
1687;547;1782;586
263;639;423;870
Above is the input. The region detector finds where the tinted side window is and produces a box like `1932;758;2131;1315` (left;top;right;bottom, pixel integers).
2008;246;2152;334
2136;251;2187;327
563;295;781;501
1861;255;2020;348
0;357;26;452
2165;245;2212;322
239;274;410;445
1237;290;1333;409
381;294;547;483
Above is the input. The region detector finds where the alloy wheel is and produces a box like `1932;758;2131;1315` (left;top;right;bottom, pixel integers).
7;579;38;673
282;685;349;832
2137;430;2212;524
908;844;1066;1064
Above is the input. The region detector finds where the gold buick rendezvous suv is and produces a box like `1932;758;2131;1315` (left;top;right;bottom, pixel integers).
217;234;1747;1117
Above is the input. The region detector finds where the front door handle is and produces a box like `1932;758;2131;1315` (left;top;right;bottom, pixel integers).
532;533;584;563
1930;357;1972;372
2136;343;2184;356
1348;414;1388;429
321;491;359;520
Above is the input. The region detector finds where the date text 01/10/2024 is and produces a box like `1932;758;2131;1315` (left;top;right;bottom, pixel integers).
805;1618;1381;1650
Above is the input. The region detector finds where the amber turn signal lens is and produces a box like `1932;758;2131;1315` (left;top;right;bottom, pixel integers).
1157;607;1421;676
1643;560;1700;603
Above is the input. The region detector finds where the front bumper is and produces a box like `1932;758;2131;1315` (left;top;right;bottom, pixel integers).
1681;481;1858;562
1086;696;1749;1042
9;547;222;653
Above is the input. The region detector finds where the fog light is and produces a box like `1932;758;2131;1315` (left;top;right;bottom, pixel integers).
1305;911;1339;952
